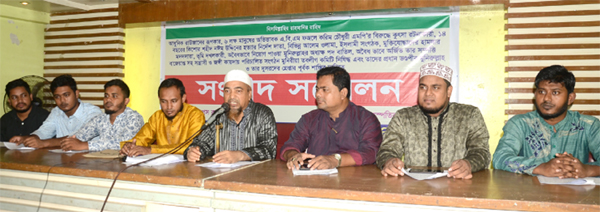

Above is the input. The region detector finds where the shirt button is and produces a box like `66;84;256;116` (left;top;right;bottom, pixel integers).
21;122;24;125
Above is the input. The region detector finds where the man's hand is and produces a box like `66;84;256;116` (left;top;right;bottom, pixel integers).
60;135;88;151
306;155;338;170
9;136;26;145
381;158;404;177
22;135;46;148
448;159;472;179
119;139;151;157
119;139;135;156
533;153;573;178
212;151;249;164
187;146;201;162
554;152;600;178
286;152;315;170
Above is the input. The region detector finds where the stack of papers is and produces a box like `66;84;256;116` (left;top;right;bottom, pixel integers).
292;168;338;175
3;142;35;150
197;161;259;168
401;168;448;180
123;154;184;167
538;176;600;185
49;149;88;154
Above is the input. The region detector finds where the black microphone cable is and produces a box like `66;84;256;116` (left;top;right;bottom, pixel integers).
100;103;229;211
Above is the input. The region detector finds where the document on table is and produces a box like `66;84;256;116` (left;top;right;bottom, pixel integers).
402;168;448;181
537;176;600;185
49;149;88;154
123;154;185;167
83;149;121;159
197;161;259;168
292;168;338;176
3;142;35;150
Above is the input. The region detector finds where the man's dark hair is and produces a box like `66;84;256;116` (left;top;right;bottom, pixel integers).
104;79;131;98
5;78;31;95
158;78;186;97
317;66;351;98
50;74;78;93
534;65;575;94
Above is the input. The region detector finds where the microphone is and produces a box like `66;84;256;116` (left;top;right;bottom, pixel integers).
202;103;230;130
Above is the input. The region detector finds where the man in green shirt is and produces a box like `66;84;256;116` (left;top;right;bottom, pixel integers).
493;65;600;178
377;62;490;179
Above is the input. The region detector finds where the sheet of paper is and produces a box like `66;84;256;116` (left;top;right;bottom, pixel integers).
123;154;184;167
3;142;35;150
49;149;89;154
537;176;597;185
197;161;259;168
292;168;338;176
402;168;448;180
83;149;121;158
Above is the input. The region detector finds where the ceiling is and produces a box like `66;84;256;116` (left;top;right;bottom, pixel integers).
0;0;139;13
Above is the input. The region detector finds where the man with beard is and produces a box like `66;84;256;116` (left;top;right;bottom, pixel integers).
493;65;599;177
185;70;277;163
10;75;102;148
59;79;143;151
120;78;205;156
1;79;50;141
281;67;382;170
376;63;490;179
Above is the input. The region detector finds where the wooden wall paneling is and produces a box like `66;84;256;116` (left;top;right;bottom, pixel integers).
506;0;600;119
45;6;124;109
118;0;504;24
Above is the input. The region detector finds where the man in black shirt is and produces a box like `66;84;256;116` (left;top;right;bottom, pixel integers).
1;79;50;141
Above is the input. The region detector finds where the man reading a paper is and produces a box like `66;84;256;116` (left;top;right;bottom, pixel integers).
376;63;491;179
493;65;599;178
120;78;205;156
184;70;278;163
281;67;383;170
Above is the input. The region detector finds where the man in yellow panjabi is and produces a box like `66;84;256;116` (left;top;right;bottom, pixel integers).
119;78;205;156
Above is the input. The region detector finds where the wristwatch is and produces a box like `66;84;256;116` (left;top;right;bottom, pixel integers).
334;153;342;168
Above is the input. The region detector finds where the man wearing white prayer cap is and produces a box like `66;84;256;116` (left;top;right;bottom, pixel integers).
184;70;278;163
376;62;491;179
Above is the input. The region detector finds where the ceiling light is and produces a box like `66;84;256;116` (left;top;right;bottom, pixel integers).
21;1;29;5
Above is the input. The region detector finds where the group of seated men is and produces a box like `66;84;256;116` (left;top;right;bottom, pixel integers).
1;63;598;179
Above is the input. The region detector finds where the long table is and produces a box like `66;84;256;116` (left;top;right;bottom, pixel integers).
0;147;598;212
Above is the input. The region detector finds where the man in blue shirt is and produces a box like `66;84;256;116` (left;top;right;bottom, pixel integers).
493;65;599;178
10;75;101;148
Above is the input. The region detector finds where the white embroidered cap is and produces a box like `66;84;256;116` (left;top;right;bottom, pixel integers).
224;69;253;88
419;62;453;83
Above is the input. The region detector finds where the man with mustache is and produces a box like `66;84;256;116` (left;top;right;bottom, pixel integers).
377;63;490;179
493;65;599;177
9;75;102;148
281;67;383;170
1;79;50;141
185;70;277;163
59;79;144;151
120;78;205;156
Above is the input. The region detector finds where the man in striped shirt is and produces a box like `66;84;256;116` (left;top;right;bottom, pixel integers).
185;70;278;163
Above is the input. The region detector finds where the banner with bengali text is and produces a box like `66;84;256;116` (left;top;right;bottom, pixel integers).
162;14;458;124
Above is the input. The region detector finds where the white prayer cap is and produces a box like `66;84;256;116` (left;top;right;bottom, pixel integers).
419;62;453;83
224;70;253;88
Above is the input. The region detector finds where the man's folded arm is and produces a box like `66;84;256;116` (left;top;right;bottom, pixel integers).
376;113;404;169
242;110;278;161
464;107;491;172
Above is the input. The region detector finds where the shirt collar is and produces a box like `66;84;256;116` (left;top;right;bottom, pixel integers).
536;109;572;131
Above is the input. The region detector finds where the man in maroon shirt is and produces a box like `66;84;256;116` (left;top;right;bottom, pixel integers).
280;67;383;170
